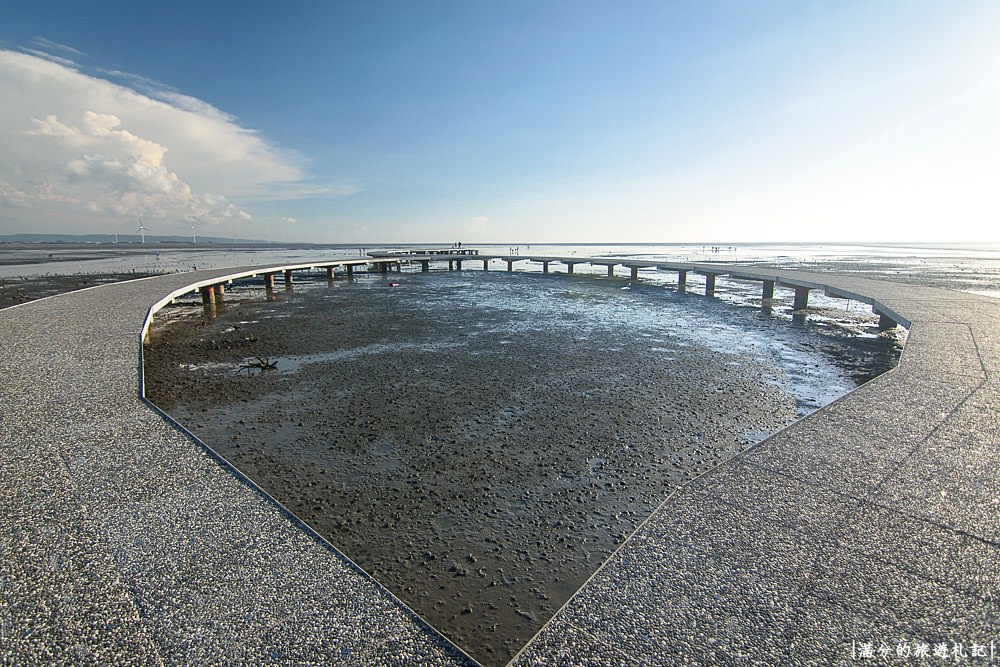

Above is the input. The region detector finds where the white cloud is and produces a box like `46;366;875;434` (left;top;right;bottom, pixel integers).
21;49;79;70
0;48;342;235
30;38;86;58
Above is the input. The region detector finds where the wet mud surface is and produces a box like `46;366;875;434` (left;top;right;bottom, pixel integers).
143;271;901;665
737;257;1000;294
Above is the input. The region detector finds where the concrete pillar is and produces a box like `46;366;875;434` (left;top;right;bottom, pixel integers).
607;264;615;277
877;312;897;331
542;261;549;274
284;269;293;287
483;259;489;271
793;286;810;310
379;262;388;274
421;260;430;272
705;274;716;295
677;270;687;288
346;264;354;278
200;286;217;320
326;266;334;279
264;273;275;290
630;266;639;280
506;260;513;272
762;280;775;300
213;284;225;301
566;263;574;274
448;260;454;271
456;260;463;271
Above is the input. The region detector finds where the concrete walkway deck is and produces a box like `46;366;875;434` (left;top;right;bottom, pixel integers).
0;268;474;667
513;269;999;665
1;262;997;665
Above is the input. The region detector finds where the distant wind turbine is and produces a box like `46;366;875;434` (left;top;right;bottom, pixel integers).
137;221;148;244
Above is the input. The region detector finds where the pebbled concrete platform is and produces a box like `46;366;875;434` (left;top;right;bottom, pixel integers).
0;268;475;666
513;269;999;666
1;262;997;666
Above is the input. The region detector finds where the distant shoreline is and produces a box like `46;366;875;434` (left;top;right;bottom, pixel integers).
2;242;999;304
4;236;1000;253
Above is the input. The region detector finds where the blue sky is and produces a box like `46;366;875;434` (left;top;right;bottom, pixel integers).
0;1;998;243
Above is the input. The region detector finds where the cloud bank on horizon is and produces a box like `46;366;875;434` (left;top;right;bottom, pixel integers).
0;48;333;239
0;2;999;244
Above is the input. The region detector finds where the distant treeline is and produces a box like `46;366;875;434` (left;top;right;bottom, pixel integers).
0;233;264;245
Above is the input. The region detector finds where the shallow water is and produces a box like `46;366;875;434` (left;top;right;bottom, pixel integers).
6;241;1000;296
144;268;901;665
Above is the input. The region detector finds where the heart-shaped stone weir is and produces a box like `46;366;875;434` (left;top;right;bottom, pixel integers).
143;271;899;666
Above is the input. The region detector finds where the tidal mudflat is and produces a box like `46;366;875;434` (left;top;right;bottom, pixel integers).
143;270;901;665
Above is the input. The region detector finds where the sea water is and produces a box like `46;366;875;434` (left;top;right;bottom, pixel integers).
4;242;1000;298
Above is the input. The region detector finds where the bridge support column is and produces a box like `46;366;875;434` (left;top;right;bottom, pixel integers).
566;263;574;274
421;260;430;272
705;274;716;295
346;265;354;279
483;259;489;271
326;266;334;279
200;286;217;320
506;260;513;272
607;265;615;277
542;261;549;274
677;270;687;289
379;262;388;274
762;280;775;300
448;260;454;271
456;260;463;271
876;311;898;331
213;284;225;302
284;269;293;287
630;266;639;280
793;286;811;310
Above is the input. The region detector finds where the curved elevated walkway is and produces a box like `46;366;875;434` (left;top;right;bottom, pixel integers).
0;268;474;666
1;261;997;665
513;268;1000;665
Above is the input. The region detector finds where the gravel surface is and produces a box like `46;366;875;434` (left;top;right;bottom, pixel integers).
0;272;163;309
